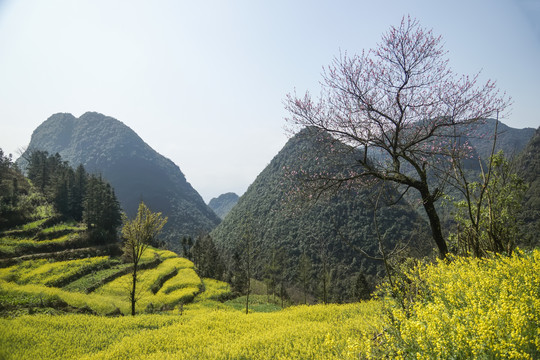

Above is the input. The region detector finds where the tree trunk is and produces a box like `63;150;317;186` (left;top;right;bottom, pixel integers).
421;192;448;259
131;265;137;316
245;277;250;315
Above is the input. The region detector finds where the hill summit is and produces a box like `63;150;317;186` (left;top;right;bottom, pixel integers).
208;193;239;219
18;112;220;250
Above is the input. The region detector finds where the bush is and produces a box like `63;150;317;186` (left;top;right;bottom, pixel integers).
368;250;540;359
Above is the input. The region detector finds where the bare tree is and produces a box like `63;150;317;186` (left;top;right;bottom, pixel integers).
285;17;510;258
122;201;167;315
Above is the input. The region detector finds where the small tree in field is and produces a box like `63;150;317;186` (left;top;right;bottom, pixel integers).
285;17;510;258
122;202;167;315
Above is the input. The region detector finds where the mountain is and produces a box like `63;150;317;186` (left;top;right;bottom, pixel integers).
17;112;220;251
516;127;540;247
211;127;432;301
465;119;536;160
208;192;239;219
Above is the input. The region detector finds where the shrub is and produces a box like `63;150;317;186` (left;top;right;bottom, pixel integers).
368;250;540;359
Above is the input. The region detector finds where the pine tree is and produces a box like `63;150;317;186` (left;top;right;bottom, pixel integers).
353;272;371;301
83;174;122;243
69;164;87;221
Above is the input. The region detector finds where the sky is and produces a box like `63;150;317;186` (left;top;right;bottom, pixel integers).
0;0;539;202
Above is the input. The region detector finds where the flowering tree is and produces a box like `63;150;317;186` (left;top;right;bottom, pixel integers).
285;17;510;258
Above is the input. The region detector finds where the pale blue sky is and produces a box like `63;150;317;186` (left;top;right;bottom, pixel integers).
1;0;539;201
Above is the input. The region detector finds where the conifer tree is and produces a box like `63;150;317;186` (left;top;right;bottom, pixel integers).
83;174;122;243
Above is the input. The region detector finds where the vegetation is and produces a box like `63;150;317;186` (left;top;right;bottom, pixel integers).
285;17;510;258
17;111;221;251
189;233;225;280
208;192;239;219
449;150;526;256
516;127;540;248
121;202;168;315
212;128;432;304
367;250;540;359
0;148;40;229
0;302;382;360
0;17;538;360
2;248;538;359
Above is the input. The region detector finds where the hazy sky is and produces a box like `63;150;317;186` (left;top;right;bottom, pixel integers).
1;0;539;202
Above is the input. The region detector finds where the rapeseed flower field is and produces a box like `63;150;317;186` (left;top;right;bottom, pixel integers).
0;226;538;360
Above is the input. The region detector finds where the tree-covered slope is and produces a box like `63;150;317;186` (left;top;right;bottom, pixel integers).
211;128;432;299
516;127;540;247
17;112;220;250
208;192;239;219
464;119;535;160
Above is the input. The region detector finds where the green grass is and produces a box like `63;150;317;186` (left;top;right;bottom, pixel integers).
225;294;283;313
62;261;129;293
0;287;64;309
18;218;48;231
0;232;82;258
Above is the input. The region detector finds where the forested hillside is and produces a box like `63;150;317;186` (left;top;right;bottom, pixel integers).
17;112;220;252
212;128;433;303
517;127;540;247
464;118;536;160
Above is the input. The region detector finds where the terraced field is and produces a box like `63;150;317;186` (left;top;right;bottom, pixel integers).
0;219;231;316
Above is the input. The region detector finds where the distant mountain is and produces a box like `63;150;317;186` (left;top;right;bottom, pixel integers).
516;127;540;247
17;112;220;251
465;119;536;160
208;192;239;219
211;127;432;301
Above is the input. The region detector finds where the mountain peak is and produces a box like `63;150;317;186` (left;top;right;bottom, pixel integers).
18;112;220;250
208;192;239;219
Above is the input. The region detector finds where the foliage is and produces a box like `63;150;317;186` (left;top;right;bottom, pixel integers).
0;231;86;259
195;278;231;301
1;247;200;315
19;150;122;244
121;202;167;315
160;267;201;294
26;151;87;221
449;151;527;256
190;233;225;280
212;127;432;303
367;250;540;359
62;260;129;293
0;256;110;287
0;148;34;228
516;127;540;248
83;174;122;244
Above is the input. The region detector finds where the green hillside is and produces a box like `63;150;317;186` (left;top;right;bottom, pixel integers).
516;127;540;247
17;112;220;252
211;128;433;302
